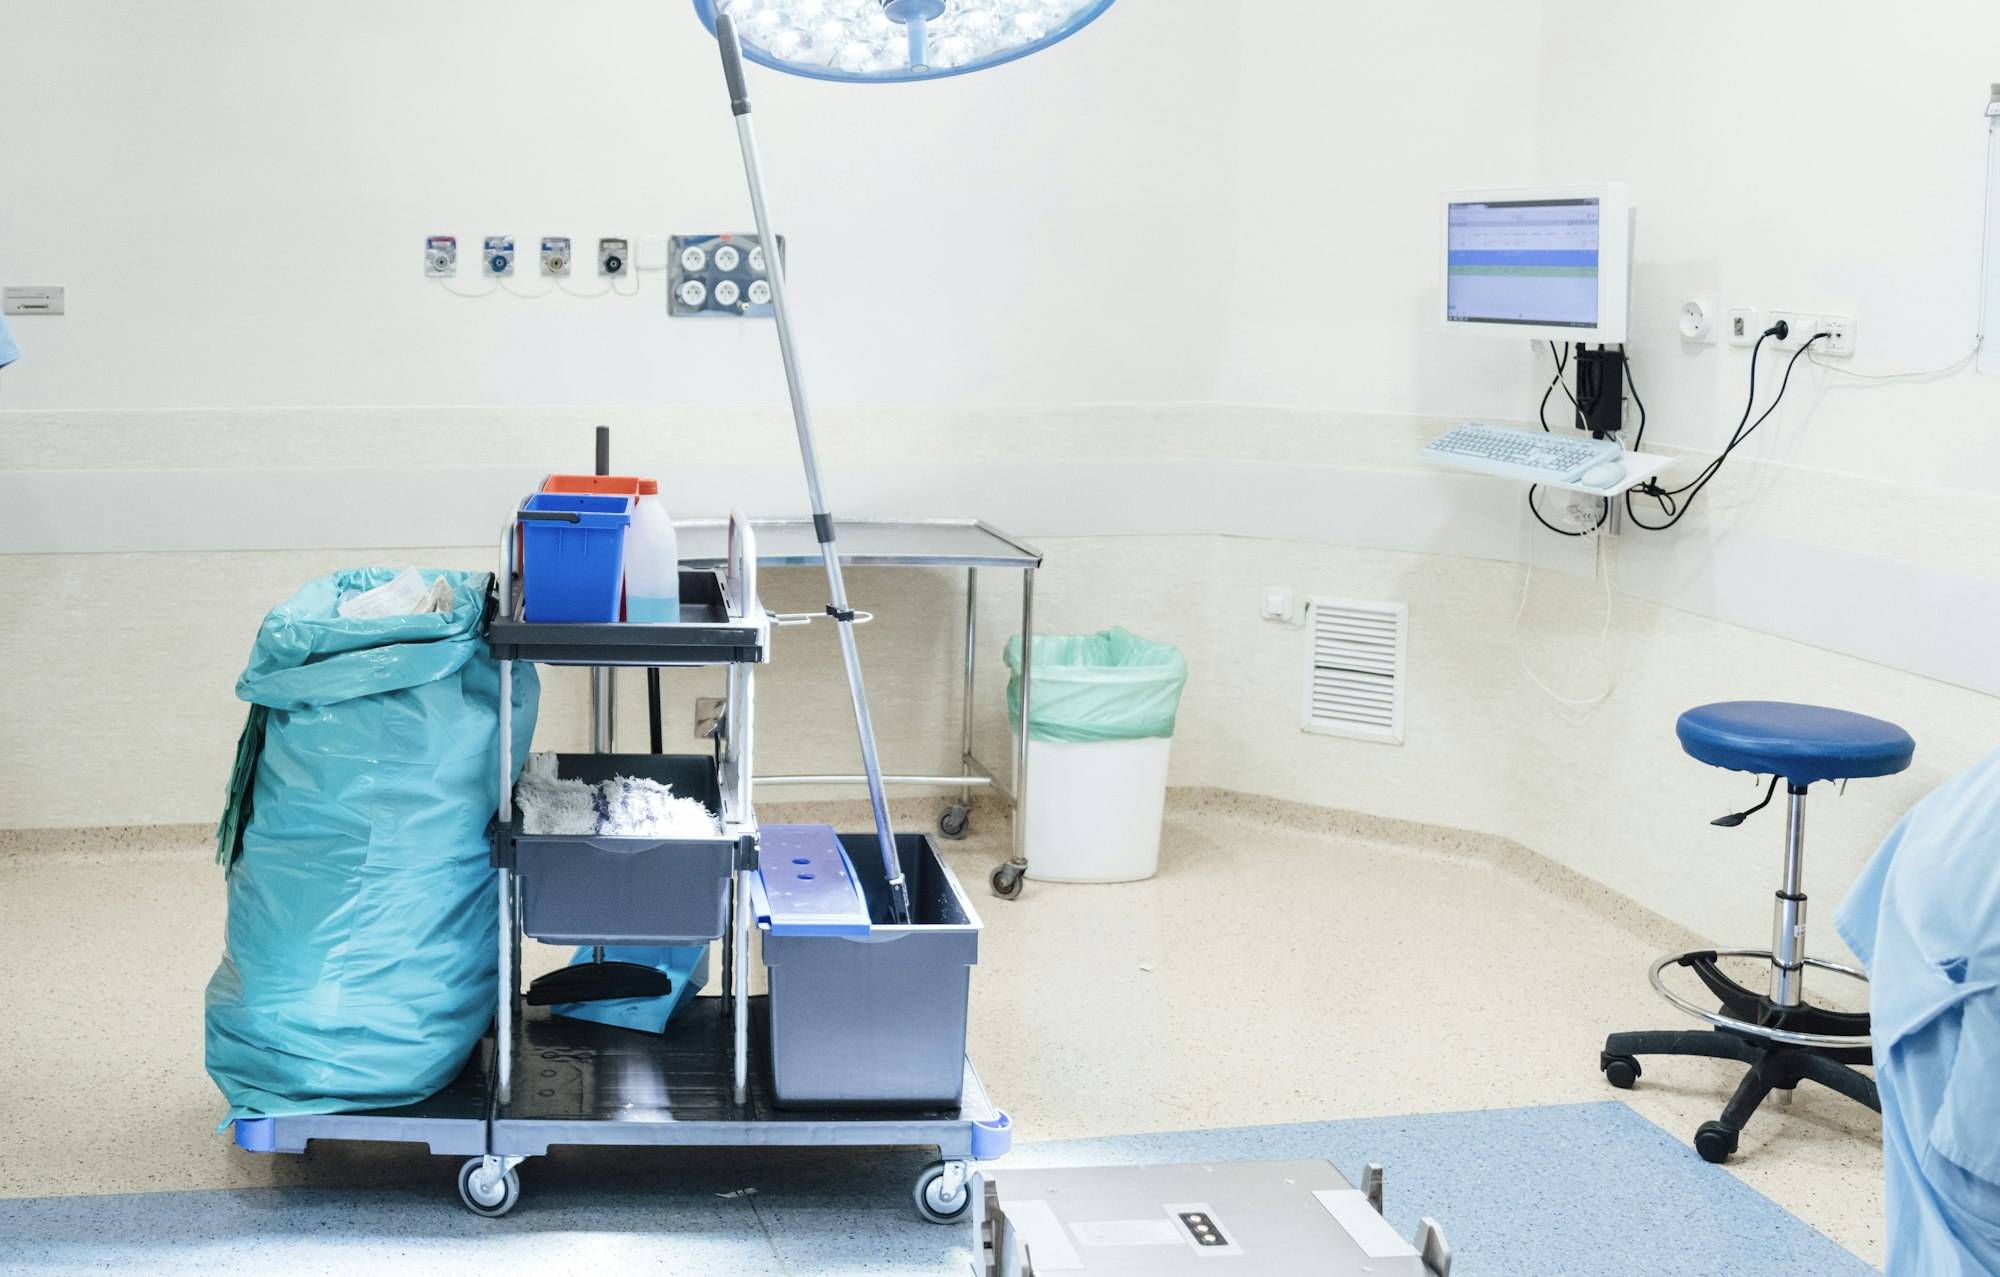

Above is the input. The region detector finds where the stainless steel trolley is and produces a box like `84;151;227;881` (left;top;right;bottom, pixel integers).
680;518;1042;900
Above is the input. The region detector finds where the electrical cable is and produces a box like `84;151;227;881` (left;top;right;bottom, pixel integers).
1621;341;1646;450
1626;330;1828;531
433;277;500;300
1511;526;1620;710
501;277;558;300
1528;341;1608;536
1807;338;1981;380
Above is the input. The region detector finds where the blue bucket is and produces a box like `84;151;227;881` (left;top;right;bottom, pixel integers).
521;493;633;622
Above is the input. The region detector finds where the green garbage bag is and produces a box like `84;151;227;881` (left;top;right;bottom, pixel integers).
1004;626;1187;743
205;569;539;1124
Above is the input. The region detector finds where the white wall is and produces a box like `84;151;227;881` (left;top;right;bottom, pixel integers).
0;0;1238;408
2;0;1996;957
1535;0;2000;500
1221;0;1554;415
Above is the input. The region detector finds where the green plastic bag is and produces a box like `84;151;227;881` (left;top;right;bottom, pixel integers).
205;569;539;1123
1004;627;1187;743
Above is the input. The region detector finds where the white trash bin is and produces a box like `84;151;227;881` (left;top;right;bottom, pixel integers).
1005;628;1187;884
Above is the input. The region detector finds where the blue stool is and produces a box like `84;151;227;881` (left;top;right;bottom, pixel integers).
1601;700;1915;1163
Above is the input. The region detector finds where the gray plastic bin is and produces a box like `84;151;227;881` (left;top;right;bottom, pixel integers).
760;832;980;1109
505;753;737;945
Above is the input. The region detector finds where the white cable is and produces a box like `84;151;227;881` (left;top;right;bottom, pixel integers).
1807;337;1981;381
1512;527;1619;710
500;277;556;300
557;278;615;299
433;277;500;299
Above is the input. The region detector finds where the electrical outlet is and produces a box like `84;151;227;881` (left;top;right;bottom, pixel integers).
540;236;571;276
483;236;515;277
424;236;456;278
1767;310;1813;350
1726;306;1760;346
1678;295;1719;343
1817;313;1856;357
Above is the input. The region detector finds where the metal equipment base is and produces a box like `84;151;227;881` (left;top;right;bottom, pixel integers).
234;998;1010;1219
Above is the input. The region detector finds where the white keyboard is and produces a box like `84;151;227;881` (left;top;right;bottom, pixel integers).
1423;422;1622;483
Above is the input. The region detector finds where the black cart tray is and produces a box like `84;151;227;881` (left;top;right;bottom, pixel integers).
489;568;764;666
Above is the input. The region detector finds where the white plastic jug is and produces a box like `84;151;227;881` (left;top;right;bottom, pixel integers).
624;479;681;622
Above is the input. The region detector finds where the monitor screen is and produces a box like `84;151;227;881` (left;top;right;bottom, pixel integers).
1446;197;1602;330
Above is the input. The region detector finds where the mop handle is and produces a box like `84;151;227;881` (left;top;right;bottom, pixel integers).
713;13;912;926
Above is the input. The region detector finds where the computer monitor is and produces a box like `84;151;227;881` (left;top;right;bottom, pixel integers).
1441;184;1631;343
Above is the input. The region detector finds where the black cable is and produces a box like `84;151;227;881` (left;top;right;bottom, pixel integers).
1621;342;1646;450
1541;340;1582;426
1625;332;1828;531
1527;341;1607;535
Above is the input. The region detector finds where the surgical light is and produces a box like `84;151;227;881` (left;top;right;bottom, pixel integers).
693;0;1115;83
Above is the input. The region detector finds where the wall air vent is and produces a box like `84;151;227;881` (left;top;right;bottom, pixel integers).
1303;597;1406;744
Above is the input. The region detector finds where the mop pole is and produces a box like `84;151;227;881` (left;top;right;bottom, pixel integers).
714;14;911;925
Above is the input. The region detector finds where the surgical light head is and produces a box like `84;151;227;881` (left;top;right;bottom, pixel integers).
692;0;1115;83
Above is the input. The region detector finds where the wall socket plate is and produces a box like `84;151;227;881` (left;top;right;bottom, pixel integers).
1725;306;1760;346
2;285;65;315
1817;313;1856;357
1768;310;1812;350
666;232;783;318
423;237;457;278
482;236;515;277
598;238;629;277
540;236;571;276
1678;295;1719;343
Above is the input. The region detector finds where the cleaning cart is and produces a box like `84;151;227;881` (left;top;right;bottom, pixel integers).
232;505;1012;1220
232;15;1013;1219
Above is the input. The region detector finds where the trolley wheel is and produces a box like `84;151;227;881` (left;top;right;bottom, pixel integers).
1693;1121;1738;1165
458;1157;522;1218
989;863;1025;901
914;1161;972;1225
1601;1053;1641;1090
937;804;971;840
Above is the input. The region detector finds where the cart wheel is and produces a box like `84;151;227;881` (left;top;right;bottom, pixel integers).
458;1157;521;1218
1693;1121;1738;1165
937;804;971;841
1601;1053;1641;1090
914;1161;972;1224
989;863;1025;901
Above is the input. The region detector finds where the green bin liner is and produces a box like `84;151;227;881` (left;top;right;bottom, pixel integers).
205;569;539;1124
1004;626;1187;744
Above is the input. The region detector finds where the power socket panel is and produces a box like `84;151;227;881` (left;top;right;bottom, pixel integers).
1768;310;1812;350
1725;306;1761;346
1817;313;1856;357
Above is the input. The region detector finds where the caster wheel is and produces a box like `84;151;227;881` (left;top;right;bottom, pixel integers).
1601;1053;1641;1090
1693;1121;1738;1165
989;864;1025;901
458;1157;521;1218
914;1161;971;1224
938;804;970;840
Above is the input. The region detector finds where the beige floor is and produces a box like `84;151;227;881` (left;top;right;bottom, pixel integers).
0;793;1883;1267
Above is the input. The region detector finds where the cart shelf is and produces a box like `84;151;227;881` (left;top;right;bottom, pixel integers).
491;999;1006;1158
231;1040;494;1157
489;568;767;667
232;1002;1010;1167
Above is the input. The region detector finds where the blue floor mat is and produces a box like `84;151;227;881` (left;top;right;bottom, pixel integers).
0;1102;1870;1276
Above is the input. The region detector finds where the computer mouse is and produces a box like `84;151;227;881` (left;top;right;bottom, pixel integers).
1581;459;1627;489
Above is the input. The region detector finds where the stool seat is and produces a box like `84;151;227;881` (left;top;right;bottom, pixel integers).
1677;701;1914;787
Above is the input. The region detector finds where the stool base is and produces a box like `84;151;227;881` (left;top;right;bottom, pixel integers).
1600;1028;1878;1163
